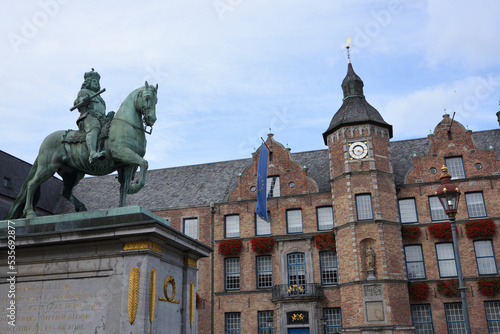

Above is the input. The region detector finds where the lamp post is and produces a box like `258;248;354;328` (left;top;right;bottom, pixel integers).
435;165;471;333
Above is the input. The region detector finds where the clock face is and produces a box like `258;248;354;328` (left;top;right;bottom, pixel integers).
349;141;368;160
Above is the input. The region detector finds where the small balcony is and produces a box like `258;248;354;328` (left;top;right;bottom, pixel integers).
271;283;325;302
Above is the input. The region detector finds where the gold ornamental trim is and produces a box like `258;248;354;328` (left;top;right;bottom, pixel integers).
184;257;198;268
124;241;161;253
149;268;156;334
128;267;140;324
158;276;180;304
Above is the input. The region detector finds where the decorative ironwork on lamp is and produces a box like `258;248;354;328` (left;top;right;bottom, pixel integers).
435;165;461;218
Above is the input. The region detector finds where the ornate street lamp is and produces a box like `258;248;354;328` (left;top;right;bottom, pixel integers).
435;165;471;333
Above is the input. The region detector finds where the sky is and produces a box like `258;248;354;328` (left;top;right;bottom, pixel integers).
1;0;499;171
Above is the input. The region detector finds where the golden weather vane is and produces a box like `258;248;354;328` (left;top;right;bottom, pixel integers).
343;37;352;62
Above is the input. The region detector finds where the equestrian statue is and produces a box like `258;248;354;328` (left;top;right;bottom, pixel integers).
4;69;158;219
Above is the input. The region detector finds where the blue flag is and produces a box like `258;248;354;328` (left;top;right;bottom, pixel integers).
255;143;268;221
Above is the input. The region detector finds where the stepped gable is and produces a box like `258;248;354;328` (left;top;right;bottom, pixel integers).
229;133;319;201
405;114;500;184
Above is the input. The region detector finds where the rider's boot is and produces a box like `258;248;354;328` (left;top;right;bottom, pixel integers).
86;128;106;164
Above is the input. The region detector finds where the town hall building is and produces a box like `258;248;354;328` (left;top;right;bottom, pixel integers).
1;60;500;333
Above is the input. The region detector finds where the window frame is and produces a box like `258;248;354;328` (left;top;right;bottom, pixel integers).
428;196;448;221
225;214;240;239
287;252;306;289
320;251;338;285
255;212;271;236
256;255;273;289
225;257;240;291
444;303;466;333
267;176;280;198
225;312;241;333
398;198;419;223
323;308;342;333
411;304;434;334
182;217;199;240
404;245;427;280
485;301;500;333
445;156;466;179
474;240;498;276
465;192;487;218
317;206;334;231
286;209;303;234
257;310;274;334
355;194;374;221
436;243;457;278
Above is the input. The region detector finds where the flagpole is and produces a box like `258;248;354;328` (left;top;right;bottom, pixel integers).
260;137;272;153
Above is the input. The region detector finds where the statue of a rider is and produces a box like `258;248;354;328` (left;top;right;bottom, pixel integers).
73;69;107;163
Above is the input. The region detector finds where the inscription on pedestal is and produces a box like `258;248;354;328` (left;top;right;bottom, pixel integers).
0;278;110;333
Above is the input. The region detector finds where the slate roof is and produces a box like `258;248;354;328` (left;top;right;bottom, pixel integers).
3;129;498;216
55;149;331;213
0;150;63;218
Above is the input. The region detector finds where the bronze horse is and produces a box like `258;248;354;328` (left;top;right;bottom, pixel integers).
5;82;158;219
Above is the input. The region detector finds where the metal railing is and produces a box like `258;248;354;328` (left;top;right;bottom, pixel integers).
271;283;324;301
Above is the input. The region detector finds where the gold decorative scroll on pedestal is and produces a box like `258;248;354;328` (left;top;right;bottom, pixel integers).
128;267;140;324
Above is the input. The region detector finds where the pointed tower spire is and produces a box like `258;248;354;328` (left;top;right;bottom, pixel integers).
322;56;393;144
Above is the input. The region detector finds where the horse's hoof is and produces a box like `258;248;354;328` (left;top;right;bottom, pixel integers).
24;210;37;219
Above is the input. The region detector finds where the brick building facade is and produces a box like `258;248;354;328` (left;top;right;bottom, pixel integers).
2;60;500;333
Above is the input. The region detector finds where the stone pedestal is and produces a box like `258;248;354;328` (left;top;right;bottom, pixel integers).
0;206;211;334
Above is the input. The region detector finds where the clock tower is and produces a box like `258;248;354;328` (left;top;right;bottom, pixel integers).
323;59;413;332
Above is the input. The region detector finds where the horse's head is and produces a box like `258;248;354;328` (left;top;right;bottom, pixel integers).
136;81;158;128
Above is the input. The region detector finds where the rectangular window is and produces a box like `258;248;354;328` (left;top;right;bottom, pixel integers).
225;312;241;333
399;198;418;223
317;206;334;230
257;311;274;334
286;209;303;233
411;304;434;334
445;303;466;333
255;212;271;235
182;217;198;240
323;308;342;333
485;301;500;333
436;243;457;277
256;256;273;289
356;194;373;220
466;192;487;218
445;156;466;179
404;245;426;280
267;176;280;198
429;196;448;221
320;251;338;285
225;215;240;238
225;258;240;290
475;240;498;275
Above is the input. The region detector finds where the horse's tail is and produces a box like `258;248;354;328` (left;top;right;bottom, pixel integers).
3;158;40;220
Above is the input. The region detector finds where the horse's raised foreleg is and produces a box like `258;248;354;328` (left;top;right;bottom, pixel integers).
59;170;87;212
112;147;148;195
